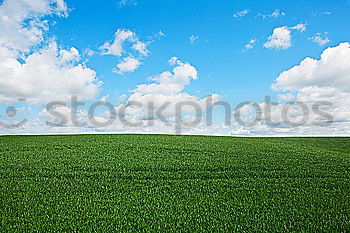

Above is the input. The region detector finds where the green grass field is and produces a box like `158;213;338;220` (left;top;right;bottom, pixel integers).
0;135;349;232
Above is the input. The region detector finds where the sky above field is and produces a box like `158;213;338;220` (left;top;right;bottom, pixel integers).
1;0;350;135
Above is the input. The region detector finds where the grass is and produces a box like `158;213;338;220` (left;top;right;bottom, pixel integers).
0;135;349;232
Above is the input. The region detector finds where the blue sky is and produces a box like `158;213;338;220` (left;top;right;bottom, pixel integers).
48;0;349;104
1;0;350;135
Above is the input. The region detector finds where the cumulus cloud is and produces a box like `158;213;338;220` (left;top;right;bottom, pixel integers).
113;56;141;75
132;41;149;56
204;43;350;136
264;26;291;50
135;57;199;94
272;42;350;92
309;32;330;46
109;57;220;133
0;0;100;104
233;9;249;18
39;105;82;126
100;29;149;57
217;42;350;136
0;0;68;53
264;23;306;50
2;1;348;136
0;42;100;104
100;29;150;75
100;29;136;57
252;42;350;135
8;44;350;136
31;57;221;135
277;93;295;102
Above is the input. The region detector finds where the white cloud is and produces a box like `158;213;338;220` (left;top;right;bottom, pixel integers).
264;26;291;50
225;42;350;136
83;48;95;57
272;42;350;92
132;41;149;56
59;47;80;63
264;23;306;50
247;43;350;135
32;57;222;135
189;35;198;44
7;44;350;136
271;9;286;17
168;56;181;66
233;9;249;18
0;0;100;104
245;38;256;50
100;29;150;75
2;1;348;136
0;42;100;104
258;9;286;19
277;93;295;102
113;56;141;75
39;105;84;127
290;23;306;32
134;57;198;95
111;57;220;133
100;29;136;57
0;0;68;53
309;32;330;46
100;95;109;103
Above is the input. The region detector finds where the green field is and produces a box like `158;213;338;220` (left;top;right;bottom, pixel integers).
0;135;349;232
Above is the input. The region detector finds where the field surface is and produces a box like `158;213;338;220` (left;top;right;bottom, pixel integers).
0;135;349;232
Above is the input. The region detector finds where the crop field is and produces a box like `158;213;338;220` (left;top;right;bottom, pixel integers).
0;135;349;232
